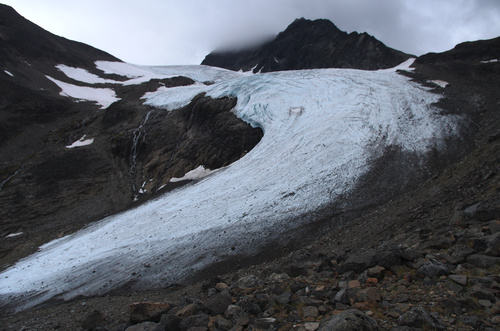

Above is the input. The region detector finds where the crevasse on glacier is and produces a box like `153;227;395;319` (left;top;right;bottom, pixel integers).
0;60;461;312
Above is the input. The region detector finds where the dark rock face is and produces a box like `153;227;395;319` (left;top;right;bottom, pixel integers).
202;18;411;72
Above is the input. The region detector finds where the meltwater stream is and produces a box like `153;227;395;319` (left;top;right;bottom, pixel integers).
0;62;462;312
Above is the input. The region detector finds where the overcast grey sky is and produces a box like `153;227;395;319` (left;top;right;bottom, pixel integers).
2;0;500;65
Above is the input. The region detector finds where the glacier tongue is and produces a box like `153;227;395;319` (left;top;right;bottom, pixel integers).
0;64;461;312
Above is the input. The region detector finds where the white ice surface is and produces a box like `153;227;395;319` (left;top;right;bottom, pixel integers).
66;135;94;149
46;76;119;109
96;61;243;85
0;63;462;312
170;165;217;182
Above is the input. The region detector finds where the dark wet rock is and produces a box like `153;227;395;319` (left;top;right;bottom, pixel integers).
339;250;376;274
82;310;110;330
175;303;199;318
125;322;158;331
489;220;500;234
446;244;476;263
237;297;262;316
373;250;404;270
456;200;500;224
466;254;500;268
397;306;446;330
157;314;181;331
213;316;232;331
458;315;480;328
355;288;381;302
276;291;292;304
469;287;496;302
254;317;278;329
483;233;500;256
179;313;210;331
318;309;380;331
205;292;232;315
400;248;425;262
129;302;172;324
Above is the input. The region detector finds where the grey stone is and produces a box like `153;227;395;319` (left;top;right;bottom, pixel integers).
339;250;376;273
214;317;233;331
238;275;261;288
458;315;479;328
489;220;500;234
484;233;500;256
449;274;467;285
82;310;109;330
205;292;232;315
276;291;292;304
318;309;380;331
334;289;349;304
397;306;446;330
157;314;181;331
355;288;381;302
463;201;500;222
125;322;158;331
417;259;451;278
179;313;209;331
269;272;290;282
469;288;496;301
466;254;500;268
224;305;244;319
254;317;277;329
302;306;319;318
129;302;172;324
478;299;492;308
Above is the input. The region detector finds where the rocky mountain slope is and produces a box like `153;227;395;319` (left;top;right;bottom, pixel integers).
0;4;499;330
201;18;411;72
0;4;262;269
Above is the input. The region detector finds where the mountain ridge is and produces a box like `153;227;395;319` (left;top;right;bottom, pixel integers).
201;17;412;72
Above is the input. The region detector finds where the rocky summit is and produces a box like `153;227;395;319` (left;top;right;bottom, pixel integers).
1;3;500;330
201;18;411;72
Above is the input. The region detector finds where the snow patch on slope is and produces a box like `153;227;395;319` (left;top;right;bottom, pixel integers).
66;135;94;149
56;65;118;84
1;63;462;312
170;165;218;182
46;76;119;109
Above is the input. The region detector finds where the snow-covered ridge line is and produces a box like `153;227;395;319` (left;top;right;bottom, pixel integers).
1;61;462;312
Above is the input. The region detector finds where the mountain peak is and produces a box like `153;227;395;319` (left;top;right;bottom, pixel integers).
201;18;411;72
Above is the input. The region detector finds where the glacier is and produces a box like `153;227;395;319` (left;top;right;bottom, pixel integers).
0;61;461;312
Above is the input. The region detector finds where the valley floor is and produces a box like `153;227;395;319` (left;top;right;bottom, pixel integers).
1;122;499;329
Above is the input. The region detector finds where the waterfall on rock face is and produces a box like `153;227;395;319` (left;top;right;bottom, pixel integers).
128;110;155;200
0;166;23;191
